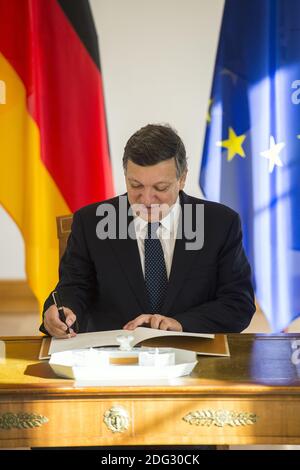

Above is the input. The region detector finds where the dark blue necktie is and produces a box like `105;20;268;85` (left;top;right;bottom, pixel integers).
144;222;168;313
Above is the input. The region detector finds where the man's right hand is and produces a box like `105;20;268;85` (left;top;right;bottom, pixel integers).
43;304;77;338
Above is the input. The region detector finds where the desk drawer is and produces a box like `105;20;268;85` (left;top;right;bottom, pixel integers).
0;396;300;447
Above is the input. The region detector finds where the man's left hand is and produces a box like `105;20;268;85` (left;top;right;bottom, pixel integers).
123;314;183;331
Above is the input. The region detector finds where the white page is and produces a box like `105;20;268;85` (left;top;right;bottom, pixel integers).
49;327;214;355
131;327;214;344
49;329;125;355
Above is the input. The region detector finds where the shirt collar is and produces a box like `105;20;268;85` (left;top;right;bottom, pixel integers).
159;196;181;233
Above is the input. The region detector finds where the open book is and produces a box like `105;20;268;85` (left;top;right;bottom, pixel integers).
39;327;229;359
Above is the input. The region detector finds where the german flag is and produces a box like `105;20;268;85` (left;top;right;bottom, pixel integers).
0;0;114;313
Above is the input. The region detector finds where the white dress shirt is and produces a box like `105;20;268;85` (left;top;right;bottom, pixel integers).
133;198;181;279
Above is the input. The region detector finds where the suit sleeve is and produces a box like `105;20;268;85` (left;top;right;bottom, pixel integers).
39;210;97;334
173;213;256;333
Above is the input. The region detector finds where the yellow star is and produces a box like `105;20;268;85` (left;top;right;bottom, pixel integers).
206;98;213;123
216;127;246;161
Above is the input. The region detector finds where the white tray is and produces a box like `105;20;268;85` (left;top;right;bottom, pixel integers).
49;347;197;382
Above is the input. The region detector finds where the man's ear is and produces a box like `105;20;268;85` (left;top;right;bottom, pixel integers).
179;169;188;190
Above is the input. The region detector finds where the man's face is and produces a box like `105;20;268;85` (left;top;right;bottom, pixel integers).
125;158;187;221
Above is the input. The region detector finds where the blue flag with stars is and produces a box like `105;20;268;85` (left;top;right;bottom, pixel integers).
200;0;300;331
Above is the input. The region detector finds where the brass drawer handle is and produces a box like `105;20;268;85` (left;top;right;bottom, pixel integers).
103;406;130;433
183;409;258;427
0;412;49;430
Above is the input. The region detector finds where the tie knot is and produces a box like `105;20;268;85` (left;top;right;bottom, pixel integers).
147;222;160;239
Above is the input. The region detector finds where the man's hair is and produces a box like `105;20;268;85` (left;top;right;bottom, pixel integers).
123;124;187;178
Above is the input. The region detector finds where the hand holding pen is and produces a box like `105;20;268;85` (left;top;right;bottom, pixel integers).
52;290;71;334
42;291;78;338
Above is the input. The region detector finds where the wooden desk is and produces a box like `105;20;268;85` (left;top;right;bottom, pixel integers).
0;334;300;448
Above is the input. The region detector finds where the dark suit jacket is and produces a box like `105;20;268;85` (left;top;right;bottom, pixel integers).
41;191;255;334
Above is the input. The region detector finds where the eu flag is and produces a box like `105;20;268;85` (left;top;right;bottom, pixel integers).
200;0;300;331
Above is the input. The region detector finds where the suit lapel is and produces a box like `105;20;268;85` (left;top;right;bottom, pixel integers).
108;195;150;312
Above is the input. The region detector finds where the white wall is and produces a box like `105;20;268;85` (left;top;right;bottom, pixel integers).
0;0;224;279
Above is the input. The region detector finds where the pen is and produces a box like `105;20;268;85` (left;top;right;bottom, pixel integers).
52;290;70;334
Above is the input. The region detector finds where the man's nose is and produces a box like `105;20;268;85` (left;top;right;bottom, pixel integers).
140;188;157;206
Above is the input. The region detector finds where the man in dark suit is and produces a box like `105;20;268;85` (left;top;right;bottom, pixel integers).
41;124;255;337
